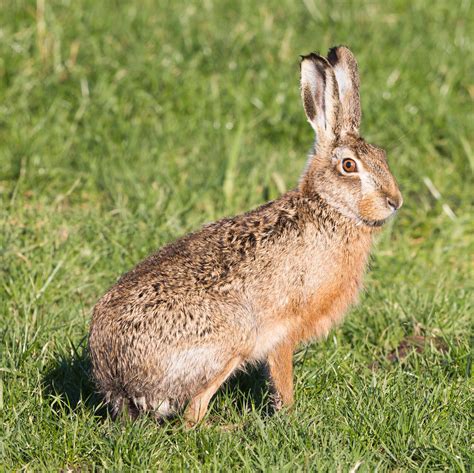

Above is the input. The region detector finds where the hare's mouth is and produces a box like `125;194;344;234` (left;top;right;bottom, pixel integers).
361;217;388;228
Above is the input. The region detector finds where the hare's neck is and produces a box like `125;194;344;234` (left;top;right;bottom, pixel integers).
284;189;375;240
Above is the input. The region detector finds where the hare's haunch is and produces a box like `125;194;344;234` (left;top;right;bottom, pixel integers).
89;46;402;425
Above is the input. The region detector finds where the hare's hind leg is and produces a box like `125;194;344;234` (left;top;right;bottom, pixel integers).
184;356;242;427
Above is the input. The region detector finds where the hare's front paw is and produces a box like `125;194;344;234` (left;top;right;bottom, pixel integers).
270;390;294;414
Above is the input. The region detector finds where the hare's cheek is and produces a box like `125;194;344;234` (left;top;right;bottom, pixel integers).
358;193;392;221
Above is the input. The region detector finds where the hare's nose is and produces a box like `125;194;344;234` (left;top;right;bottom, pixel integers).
387;194;403;211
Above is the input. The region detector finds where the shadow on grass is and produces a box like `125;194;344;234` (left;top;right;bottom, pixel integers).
42;338;271;421
217;363;272;416
42;337;108;418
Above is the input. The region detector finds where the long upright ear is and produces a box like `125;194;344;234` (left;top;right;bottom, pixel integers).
300;53;341;145
327;46;361;136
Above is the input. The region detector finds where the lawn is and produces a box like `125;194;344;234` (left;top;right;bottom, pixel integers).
0;0;472;470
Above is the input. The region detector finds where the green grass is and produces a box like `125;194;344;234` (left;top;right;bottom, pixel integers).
1;0;472;470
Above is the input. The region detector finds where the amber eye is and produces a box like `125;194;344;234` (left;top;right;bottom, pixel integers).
342;158;357;173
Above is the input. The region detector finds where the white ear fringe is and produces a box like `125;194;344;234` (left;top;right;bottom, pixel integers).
301;58;334;136
301;60;319;96
332;63;350;98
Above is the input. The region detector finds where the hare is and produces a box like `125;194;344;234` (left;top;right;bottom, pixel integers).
89;46;402;425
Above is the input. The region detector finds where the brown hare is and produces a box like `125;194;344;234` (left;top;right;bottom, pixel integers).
89;46;402;425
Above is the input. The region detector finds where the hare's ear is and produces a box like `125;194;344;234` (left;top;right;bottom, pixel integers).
327;46;361;136
300;53;341;144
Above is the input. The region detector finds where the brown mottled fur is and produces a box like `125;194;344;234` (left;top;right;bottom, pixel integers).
89;46;402;424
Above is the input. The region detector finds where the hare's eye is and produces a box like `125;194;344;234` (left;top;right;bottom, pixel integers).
342;158;357;173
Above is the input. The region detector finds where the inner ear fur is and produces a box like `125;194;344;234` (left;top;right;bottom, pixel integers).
327;46;361;136
300;53;341;144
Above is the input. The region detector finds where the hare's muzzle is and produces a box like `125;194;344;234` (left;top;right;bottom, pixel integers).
386;192;403;212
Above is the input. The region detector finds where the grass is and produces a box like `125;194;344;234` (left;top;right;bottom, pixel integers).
0;0;472;470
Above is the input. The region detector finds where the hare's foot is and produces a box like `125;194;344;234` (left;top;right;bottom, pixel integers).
267;340;295;411
184;356;242;427
108;396;141;422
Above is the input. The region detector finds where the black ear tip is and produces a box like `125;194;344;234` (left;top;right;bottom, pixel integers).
300;52;321;62
327;45;356;65
329;44;350;52
327;45;347;65
327;47;339;64
300;52;332;72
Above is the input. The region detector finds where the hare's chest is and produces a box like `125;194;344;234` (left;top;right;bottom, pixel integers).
296;275;361;341
292;246;369;341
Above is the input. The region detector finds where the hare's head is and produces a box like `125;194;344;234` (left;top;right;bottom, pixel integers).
299;46;402;227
